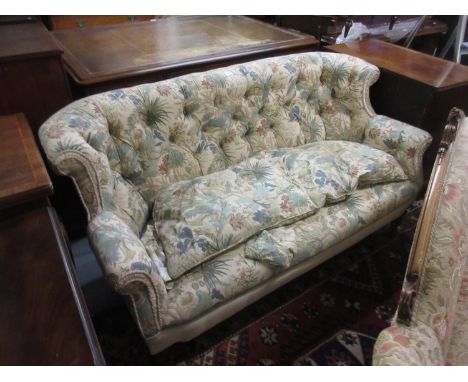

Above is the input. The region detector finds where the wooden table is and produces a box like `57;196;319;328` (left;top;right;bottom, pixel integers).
0;114;105;365
325;39;468;178
52;15;319;97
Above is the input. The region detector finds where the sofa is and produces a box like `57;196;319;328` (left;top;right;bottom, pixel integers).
39;52;432;354
373;109;468;366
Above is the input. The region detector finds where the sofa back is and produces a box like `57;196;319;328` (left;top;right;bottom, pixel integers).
39;52;379;233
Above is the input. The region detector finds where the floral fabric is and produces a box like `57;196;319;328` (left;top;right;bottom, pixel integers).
446;266;468;365
364;115;431;185
155;140;407;278
372;322;444;366
373;117;468;365
38;52;431;343
163;180;418;326
87;211;167;336
40;53;380;218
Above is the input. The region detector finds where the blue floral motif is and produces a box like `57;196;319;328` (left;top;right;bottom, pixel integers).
196;238;209;253
108;89;126;101
314;170;327;187
128;94;141;106
270;149;286;158
131;262;148;271
357;216;366;225
238;66;248;76
152;129;166;141
253;209;273;225
210;288;224;300
288;105;300;122
327;179;340;191
176;227;193;252
68;117;91;129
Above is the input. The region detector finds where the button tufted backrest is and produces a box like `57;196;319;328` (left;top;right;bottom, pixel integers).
40;52;379;234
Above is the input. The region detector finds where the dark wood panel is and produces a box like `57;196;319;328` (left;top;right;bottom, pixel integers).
0;206;105;365
0;22;73;134
0;112;104;365
0;55;72;133
0;22;85;239
0;22;61;60
0;114;52;209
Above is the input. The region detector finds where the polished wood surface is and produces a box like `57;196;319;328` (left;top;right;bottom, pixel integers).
396;108;464;325
0;114;104;365
0;22;61;60
327;39;468;89
0;114;52;209
53;15;318;90
0;205;105;365
48;15;156;30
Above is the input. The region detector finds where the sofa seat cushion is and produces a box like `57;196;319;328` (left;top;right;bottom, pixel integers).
153;140;407;279
162;180;418;326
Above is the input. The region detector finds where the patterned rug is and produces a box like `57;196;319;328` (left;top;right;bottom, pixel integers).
92;202;421;365
293;330;376;366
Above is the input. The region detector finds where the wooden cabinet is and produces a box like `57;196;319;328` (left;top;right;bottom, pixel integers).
0;114;105;365
0;22;72;134
0;21;88;239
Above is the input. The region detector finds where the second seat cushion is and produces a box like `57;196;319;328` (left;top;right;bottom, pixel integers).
153;140;407;279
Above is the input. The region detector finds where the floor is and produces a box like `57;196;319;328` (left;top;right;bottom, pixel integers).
71;238;123;315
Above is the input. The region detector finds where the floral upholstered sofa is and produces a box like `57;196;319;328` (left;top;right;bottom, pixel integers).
373;110;468;366
39;52;432;354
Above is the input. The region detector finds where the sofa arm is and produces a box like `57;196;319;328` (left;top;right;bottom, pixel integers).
88;211;167;337
363;115;432;186
39;115;149;236
373;323;444;366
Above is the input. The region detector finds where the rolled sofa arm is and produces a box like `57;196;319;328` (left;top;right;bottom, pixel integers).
88;211;167;338
373;323;444;366
363;115;432;186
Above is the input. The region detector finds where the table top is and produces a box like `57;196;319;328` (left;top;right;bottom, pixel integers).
0;22;62;61
326;39;468;89
0;113;53;209
52;15;319;85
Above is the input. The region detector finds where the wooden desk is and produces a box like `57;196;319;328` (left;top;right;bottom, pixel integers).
325;39;468;178
0;114;105;365
52;15;319;96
